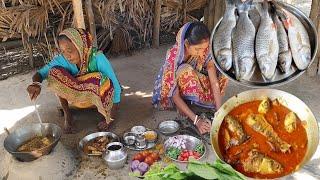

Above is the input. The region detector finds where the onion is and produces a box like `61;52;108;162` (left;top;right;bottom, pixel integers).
138;162;149;175
131;160;140;171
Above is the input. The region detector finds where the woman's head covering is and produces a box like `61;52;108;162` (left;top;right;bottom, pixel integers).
59;28;93;75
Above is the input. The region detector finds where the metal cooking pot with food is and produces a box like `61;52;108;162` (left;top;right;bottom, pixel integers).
3;123;62;162
210;89;319;178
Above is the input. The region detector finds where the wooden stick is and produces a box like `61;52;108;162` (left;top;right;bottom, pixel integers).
152;0;161;48
72;0;86;29
85;0;97;47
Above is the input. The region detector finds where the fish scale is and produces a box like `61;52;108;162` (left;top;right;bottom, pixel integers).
255;1;279;79
232;0;256;80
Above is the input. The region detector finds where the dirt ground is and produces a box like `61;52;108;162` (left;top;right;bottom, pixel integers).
0;44;320;180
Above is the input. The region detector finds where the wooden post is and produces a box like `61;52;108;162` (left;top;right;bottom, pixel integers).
27;43;34;68
203;5;209;26
183;0;187;24
72;0;86;29
307;0;320;76
152;0;161;48
85;0;97;47
215;0;225;27
207;0;215;31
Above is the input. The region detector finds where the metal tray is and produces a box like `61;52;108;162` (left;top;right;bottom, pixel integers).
78;132;120;156
164;135;206;163
210;1;318;88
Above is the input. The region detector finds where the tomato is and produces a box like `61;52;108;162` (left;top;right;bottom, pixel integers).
193;152;200;157
183;150;188;153
133;153;144;162
150;152;159;161
141;151;149;158
144;156;154;165
178;156;183;161
181;152;188;158
188;151;193;156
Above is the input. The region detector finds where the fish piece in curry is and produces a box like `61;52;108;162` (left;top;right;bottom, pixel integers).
284;111;297;133
224;115;248;149
246;113;291;153
258;97;271;114
243;149;283;175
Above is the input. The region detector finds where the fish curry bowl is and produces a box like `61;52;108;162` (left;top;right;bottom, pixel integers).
210;89;319;179
210;1;318;88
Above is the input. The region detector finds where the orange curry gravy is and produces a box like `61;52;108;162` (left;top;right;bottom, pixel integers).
218;100;307;179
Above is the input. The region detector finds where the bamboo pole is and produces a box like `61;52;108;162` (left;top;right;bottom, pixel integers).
307;0;320;76
85;0;97;47
152;0;161;48
72;0;85;29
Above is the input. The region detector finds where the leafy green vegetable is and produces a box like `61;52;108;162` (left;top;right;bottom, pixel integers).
130;158;246;180
194;144;205;155
187;158;246;180
144;163;190;180
166;147;181;159
187;158;219;179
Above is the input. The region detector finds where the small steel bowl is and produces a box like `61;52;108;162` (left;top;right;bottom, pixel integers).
131;126;146;135
79;132;119;156
158;121;180;135
143;130;158;143
123;132;136;146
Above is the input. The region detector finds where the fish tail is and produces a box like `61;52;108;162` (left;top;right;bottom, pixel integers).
236;0;253;13
226;0;236;6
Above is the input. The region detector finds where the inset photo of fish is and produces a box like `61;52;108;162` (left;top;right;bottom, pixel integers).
211;0;317;88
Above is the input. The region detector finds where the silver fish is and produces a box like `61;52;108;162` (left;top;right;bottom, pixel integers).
273;1;311;70
249;6;261;31
272;11;292;73
213;0;236;71
255;1;279;79
232;0;256;80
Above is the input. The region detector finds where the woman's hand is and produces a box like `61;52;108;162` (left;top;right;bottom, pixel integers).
196;118;212;134
27;84;41;101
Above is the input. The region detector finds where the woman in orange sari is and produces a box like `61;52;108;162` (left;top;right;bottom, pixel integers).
26;28;121;133
153;22;228;134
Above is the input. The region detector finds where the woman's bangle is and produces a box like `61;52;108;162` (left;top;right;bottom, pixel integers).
32;81;42;87
194;115;199;125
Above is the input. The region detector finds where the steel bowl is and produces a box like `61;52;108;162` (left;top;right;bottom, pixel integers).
210;2;318;88
158;120;180;135
210;89;319;178
143;130;158;143
3;123;62;162
131;126;146;135
79;132;120;156
123;132;136;146
164;135;206;163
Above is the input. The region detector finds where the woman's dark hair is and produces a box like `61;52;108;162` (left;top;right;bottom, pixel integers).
185;22;210;45
57;34;71;42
